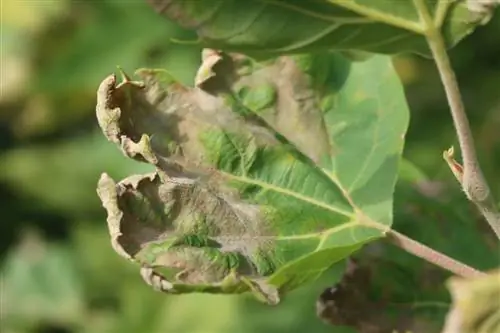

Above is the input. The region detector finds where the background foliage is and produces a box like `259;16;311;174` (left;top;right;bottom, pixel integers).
1;1;499;333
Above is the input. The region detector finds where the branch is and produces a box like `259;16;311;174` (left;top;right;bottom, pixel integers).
385;229;486;279
413;0;500;239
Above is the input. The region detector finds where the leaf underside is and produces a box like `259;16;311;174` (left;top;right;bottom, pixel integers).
95;50;409;302
146;0;483;56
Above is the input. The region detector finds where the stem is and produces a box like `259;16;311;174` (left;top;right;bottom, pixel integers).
385;229;486;279
413;0;500;239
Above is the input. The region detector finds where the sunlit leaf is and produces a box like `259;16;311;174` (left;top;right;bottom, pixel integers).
95;49;409;303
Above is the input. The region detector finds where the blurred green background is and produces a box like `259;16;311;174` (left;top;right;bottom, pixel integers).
1;1;499;333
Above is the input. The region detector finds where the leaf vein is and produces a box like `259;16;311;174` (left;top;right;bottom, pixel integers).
326;0;425;34
220;171;353;218
258;0;375;24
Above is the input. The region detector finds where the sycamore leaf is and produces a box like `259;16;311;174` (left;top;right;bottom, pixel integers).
145;0;490;56
95;49;409;303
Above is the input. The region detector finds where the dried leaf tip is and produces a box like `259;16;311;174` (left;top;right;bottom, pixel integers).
96;173;134;261
115;67;145;90
96;74;117;108
195;49;224;88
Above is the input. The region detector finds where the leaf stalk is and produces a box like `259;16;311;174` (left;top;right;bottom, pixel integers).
385;229;486;279
413;0;500;239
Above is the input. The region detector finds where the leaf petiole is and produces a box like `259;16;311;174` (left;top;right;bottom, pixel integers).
413;0;500;240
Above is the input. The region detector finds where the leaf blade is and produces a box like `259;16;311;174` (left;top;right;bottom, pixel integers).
95;49;409;300
146;0;484;55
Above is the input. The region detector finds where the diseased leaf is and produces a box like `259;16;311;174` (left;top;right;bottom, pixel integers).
146;0;489;56
95;49;409;303
441;270;500;333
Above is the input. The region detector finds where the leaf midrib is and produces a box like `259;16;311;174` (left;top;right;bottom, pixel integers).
261;0;427;35
326;0;426;34
259;0;375;24
209;220;361;242
220;170;353;217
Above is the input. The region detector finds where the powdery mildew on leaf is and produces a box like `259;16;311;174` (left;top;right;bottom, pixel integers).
97;171;274;282
95;49;409;302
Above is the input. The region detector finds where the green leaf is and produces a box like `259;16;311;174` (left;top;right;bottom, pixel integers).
146;0;487;56
95;49;409;303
